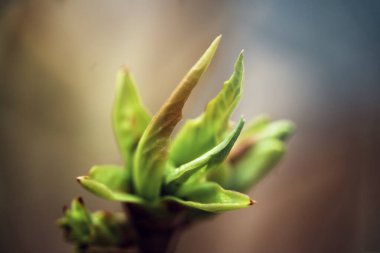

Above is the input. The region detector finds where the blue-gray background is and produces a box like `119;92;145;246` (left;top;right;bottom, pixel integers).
1;1;379;252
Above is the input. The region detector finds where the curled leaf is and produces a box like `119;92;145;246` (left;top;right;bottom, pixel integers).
163;182;253;212
133;35;221;200
112;68;151;170
58;198;93;246
77;176;144;204
91;211;133;247
170;52;245;166
165;117;245;190
254;120;295;141
59;199;133;247
229;138;285;191
87;165;128;192
228;118;294;166
239;114;271;139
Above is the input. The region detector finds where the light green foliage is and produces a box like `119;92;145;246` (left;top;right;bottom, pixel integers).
229;138;285;191
77;175;144;204
165;118;245;190
59;35;294;250
170;51;244;166
133;36;221;200
58;198;130;247
227;117;294;191
164;182;252;212
86;165;128;192
112;68;151;171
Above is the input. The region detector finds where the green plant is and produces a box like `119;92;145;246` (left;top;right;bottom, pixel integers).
58;35;294;253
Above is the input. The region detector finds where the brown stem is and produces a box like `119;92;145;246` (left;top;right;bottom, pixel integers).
124;203;187;253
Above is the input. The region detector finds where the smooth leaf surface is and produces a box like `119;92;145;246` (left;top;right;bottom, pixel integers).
170;52;244;166
229;138;285;191
77;176;144;204
112;68;151;171
133;35;221;200
91;211;130;247
239;114;271;139
228;117;293;166
163;182;252;212
58;198;93;245
165;117;245;189
87;165;128;192
254;120;295;141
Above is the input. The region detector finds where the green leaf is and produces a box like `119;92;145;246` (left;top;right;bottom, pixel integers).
163;182;253;212
77;176;144;204
239;114;271;139
254;120;295;141
59;199;132;247
112;68;151;171
229;138;285;191
165;117;245;190
133;35;221;200
227;117;293;166
58;198;93;246
87;165;128;192
170;51;244;166
91;211;131;247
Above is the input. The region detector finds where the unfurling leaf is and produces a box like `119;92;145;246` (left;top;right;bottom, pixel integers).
164;182;253;212
170;52;244;166
133;35;221;200
254;120;295;141
239;114;271;140
91;211;132;247
112;68;151;171
59;198;132;247
77;168;144;204
58;198;92;246
229;138;285;191
86;165;128;192
165;117;245;191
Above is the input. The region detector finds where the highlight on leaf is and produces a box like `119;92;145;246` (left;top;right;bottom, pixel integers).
163;182;253;212
59;198;132;247
228;138;285;191
112;68;151;171
133;35;221;200
77;175;144;204
58;34;295;253
170;51;244;167
165;117;245;191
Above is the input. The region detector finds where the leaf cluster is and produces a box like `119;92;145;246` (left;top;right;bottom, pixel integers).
59;36;294;251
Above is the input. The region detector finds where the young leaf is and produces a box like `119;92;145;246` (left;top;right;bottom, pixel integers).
254;120;295;141
77;176;144;204
87;165;128;192
169;51;244;166
91;211;132;247
227;115;270;164
58;198;93;246
133;35;221;200
229;138;285;191
163;182;253;212
165;117;245;190
239;114;271;140
112;68;151;170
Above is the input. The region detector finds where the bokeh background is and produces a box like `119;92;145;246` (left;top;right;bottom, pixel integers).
1;1;380;252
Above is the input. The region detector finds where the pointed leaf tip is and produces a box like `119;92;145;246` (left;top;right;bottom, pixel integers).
165;117;245;189
133;36;221;200
170;52;244;166
112;68;151;172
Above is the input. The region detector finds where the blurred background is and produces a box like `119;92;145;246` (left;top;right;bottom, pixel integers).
1;0;379;252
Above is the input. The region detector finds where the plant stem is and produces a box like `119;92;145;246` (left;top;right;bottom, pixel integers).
125;204;186;253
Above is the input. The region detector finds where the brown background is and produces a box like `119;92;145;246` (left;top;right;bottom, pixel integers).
1;1;379;252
